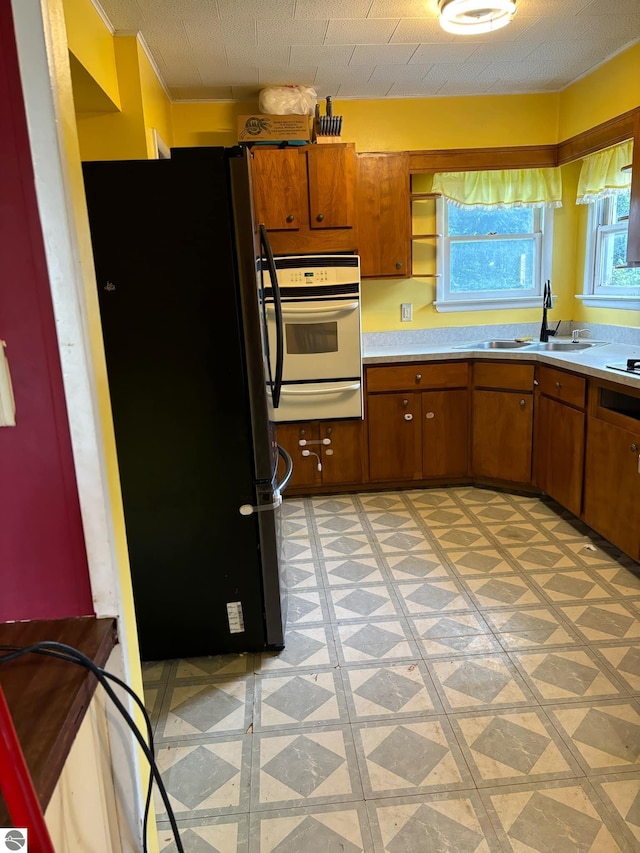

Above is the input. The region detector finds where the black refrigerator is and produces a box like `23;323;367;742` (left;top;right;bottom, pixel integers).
82;146;291;661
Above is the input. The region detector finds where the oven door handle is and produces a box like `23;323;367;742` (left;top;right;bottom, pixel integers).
259;224;283;409
267;301;359;316
280;383;361;396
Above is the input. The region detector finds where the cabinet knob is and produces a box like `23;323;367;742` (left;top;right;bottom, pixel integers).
404;413;413;421
316;213;324;222
415;374;422;383
555;381;562;389
519;399;526;408
632;444;638;453
426;412;435;419
402;399;409;408
395;262;402;270
286;214;295;223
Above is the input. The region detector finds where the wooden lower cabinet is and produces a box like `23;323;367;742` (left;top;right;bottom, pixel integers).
367;392;422;482
277;419;365;492
534;366;587;517
422;390;468;478
472;389;533;484
535;394;585;517
367;388;469;483
583;416;640;561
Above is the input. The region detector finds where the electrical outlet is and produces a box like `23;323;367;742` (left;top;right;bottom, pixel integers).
401;303;413;322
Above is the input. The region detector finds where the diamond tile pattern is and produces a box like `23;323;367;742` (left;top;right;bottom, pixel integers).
146;487;640;851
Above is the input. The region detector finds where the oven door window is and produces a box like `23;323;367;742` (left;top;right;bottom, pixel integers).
285;321;338;355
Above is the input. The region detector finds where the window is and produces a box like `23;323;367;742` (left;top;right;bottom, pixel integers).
436;199;553;312
584;188;640;305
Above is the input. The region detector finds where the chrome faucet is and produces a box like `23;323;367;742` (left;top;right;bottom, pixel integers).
572;328;589;342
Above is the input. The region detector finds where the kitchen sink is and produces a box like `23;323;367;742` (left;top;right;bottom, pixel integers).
453;340;535;350
528;341;605;352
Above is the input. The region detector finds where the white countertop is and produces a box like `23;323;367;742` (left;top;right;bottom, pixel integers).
363;338;640;391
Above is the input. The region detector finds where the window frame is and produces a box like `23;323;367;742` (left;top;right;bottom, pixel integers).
434;197;554;313
581;190;640;309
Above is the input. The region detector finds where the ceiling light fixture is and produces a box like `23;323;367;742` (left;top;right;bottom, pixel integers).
439;0;516;35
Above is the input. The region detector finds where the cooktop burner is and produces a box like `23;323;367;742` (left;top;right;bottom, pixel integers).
607;359;640;375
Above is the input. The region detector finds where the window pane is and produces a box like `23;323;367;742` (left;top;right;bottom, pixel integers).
450;238;535;292
601;230;640;288
615;190;630;221
448;204;534;236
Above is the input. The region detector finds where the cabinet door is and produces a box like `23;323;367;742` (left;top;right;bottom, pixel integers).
422;390;469;478
583;417;640;560
368;393;422;482
276;422;322;489
320;420;365;486
306;144;355;229
472;390;533;484
356;153;410;277
535;395;585;517
252;148;303;230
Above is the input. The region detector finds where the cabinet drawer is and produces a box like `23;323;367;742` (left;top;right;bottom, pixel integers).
473;362;534;392
366;362;468;393
538;366;586;409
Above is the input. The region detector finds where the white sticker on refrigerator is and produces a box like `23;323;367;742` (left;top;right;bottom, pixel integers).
227;601;245;634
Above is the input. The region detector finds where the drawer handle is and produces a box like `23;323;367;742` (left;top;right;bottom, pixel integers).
632;444;638;453
519;399;526;408
286;214;295;223
316;213;325;222
555;381;562;389
415;374;422;383
395;262;402;269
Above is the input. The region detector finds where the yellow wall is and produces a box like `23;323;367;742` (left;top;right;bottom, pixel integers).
560;43;640;141
63;0;120;108
138;43;173;156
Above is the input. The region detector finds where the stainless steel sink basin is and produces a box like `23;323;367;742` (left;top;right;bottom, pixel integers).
453;340;535;350
528;341;601;352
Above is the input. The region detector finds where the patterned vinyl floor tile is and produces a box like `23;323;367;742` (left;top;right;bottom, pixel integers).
592;772;640;849
255;670;348;730
157;814;249;853
148;487;640;852
449;707;582;787
249;801;373;853
546;699;640;774
368;790;502;852
341;661;443;721
354;717;473;797
481;779;634;853
509;648;629;704
483;606;583;650
251;725;362;810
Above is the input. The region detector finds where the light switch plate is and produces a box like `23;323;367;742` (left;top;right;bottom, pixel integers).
401;303;413;322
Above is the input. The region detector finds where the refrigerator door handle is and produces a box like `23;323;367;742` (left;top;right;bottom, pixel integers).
239;445;293;516
259;224;284;408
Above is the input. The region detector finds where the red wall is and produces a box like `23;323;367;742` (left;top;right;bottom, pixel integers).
0;4;94;621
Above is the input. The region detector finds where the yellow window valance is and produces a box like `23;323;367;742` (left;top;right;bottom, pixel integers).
576;140;632;204
431;168;563;210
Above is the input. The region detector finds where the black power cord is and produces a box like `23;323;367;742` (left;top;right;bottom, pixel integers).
0;641;185;853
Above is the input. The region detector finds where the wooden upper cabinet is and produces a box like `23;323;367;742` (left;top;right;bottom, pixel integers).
250;143;358;254
306;144;355;229
627;110;640;265
251;147;303;231
356;152;411;278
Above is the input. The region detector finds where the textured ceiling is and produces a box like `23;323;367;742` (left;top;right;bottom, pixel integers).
94;0;640;101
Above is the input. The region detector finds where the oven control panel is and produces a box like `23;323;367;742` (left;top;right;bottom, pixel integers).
278;268;335;285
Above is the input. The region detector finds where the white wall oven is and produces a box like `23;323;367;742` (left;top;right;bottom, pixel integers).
261;254;362;422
